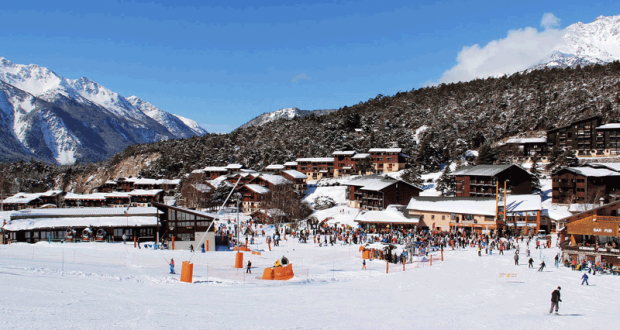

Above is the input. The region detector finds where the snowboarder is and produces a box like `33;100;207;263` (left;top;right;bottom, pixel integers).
549;286;561;314
362;259;366;270
169;258;175;274
581;273;589;285
538;260;546;272
528;257;534;268
514;252;519;265
246;260;252;274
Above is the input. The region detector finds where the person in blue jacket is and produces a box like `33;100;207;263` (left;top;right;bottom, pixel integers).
169;258;175;274
581;272;589;285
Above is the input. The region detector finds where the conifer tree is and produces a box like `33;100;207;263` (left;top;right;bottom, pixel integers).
435;164;453;196
475;144;499;165
529;155;542;194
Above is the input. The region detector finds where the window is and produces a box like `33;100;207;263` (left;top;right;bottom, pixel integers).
431;215;435;219
114;229;123;237
442;215;445;220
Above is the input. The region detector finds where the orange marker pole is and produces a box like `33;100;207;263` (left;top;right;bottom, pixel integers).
268;241;271;251
441;249;444;261
134;236;136;248
430;254;433;266
403;259;405;271
386;259;389;274
172;236;175;250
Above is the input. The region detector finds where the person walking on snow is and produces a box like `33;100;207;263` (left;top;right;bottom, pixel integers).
122;233;127;244
514;252;519;265
246;260;252;274
581;273;589;285
528;257;534;268
549;286;561;314
362;259;366;270
554;254;559;268
169;258;175;274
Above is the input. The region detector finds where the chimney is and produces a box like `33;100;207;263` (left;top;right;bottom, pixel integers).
600;197;605;207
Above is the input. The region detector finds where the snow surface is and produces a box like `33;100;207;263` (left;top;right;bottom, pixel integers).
0;233;617;329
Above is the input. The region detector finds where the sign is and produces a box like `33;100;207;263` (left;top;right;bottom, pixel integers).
499;273;518;278
594;228;613;234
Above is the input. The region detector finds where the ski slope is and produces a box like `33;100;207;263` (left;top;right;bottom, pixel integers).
0;232;617;329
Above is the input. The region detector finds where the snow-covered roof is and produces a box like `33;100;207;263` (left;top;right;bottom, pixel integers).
596;123;620;130
40;190;64;197
5;207;160;231
505;137;547;144
127;189;163;197
345;175;420;192
265;164;285;170
258;174;292;185
296;157;334;163
406;195;541;216
355;205;416;224
452;165;518;177
567;203;599;213
200;167;228;172
225;164;244;170
105;192;131;198
283;170;307;179
284;161;298;166
119;178;180;185
583;163;620;172
333;151;356;156
541;204;572;221
191;184;212;193
368;148;402;153
2;193;43;204
245;184;270;194
558;167;620;177
64;193;107;200
352;153;370;159
208;176;233;188
104;180;117;185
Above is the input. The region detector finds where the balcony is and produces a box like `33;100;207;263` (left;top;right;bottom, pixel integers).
562;245;620;256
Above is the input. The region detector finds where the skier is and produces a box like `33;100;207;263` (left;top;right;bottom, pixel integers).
499;244;504;255
362;259;366;270
514;252;519;265
169;258;175;274
538;260;546;272
246;260;252;274
526;247;530;257
549;286;561;314
122;233;127;244
554;254;559;268
478;245;481;257
189;244;194;252
528;257;534;268
581;272;589;285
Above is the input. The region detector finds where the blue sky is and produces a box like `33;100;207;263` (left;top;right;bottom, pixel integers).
1;1;619;132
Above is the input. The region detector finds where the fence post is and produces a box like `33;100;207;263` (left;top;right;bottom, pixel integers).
386;259;389;274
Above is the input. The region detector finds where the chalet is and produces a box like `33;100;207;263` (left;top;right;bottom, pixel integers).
264;164;285;172
98;180;118;193
128;189;164;206
296;157;335;180
254;173;293;189
333;151;357;177
283;161;298;170
39;190;65;207
2;207;162;244
345;175;422;211
191;164;246;180
406;195;544;236
239;184;269;213
594;123;620;156
351;153;372;175
152;202;217;251
1;193;45;211
500;137;548;163
226;172;257;186
104;192;131;207
131;178;180;192
546;116;602;156
368;148;408;174
281;170;308;195
354;205;419;230
551;164;620;204
452;165;533;198
559;199;620;266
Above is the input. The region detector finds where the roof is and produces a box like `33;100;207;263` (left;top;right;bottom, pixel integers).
583;163;620;172
596;123;620;130
558;200;620;222
191;183;212;193
4;207;160;231
200;167;228;172
258;174;292;185
2;193;43;204
345;175;421;192
265;164;285;170
119;178;180;185
406;195;541;216
368;148;402;153
245;184;270;194
127;189;163;197
352;153;370;159
104;192;130;198
452;164;519;177
547;116;601;133
40;190;64;197
64;193;107;200
283;161;298;166
225;164;244;170
282;170;307;179
333;151;356;156
555;167;620;177
505;137;547;144
296;157;334;163
208;176;234;188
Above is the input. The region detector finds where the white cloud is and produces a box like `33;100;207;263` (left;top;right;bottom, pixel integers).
541;13;560;29
437;14;564;84
291;73;311;83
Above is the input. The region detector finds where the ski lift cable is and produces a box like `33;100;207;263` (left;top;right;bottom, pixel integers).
189;176;242;262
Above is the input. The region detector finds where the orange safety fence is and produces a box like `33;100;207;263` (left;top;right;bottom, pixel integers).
181;261;193;283
262;264;294;280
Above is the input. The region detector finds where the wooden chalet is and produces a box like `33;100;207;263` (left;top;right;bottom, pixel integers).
281;170;308;195
333;151;357;177
239;184;269;213
152;202;217;251
452;165;533;198
63;193;107;207
594;123;620;156
552;164;620;204
345;175;422;211
2;192;45;211
547;116;602;156
500;137;548;163
296;157;335;181
283;161;298;170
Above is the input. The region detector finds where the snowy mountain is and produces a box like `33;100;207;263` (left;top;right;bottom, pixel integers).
239;107;336;129
0;57;207;164
127;96;208;138
532;15;620;70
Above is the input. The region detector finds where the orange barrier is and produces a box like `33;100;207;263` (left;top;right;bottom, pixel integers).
181;261;193;283
206;240;209;252
362;250;371;260
252;251;262;255
235;252;244;268
359;246;364;252
262;264;294;280
234;246;251;251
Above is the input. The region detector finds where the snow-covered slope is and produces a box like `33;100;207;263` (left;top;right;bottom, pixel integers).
532;15;620;69
239;107;336;129
0;57;207;164
127;96;207;138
